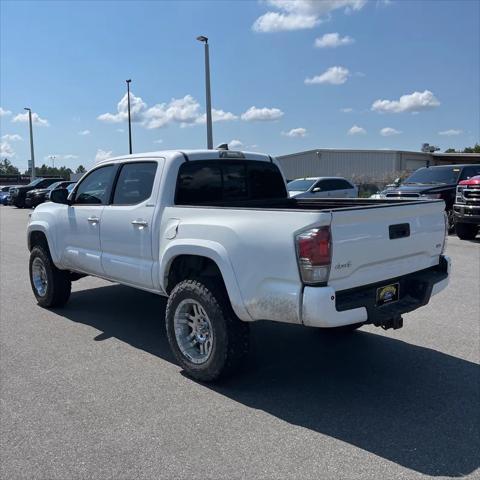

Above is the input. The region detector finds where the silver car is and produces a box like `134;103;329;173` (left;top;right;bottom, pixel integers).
287;177;358;198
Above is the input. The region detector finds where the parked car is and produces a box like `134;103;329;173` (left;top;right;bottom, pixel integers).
10;177;63;208
1;185;20;205
0;186;11;205
27;149;450;381
382;164;480;233
453;175;480;240
25;181;76;208
287;177;358;198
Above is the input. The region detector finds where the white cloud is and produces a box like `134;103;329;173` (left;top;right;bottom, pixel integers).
143;95;202;129
0;107;12;117
380;127;402;136
438;129;463;136
282;127;307;137
154;139;163;144
340;107;353;113
305;66;350;85
195;108;238;125
0;141;15;158
1;134;22;141
252;11;319;32
99;93;237;130
371;90;440;113
241;106;284;121
253;0;367;32
314;32;354;48
228;139;244;149
12;111;50;126
95;149;113;163
78;129;91;136
348;125;366;135
98;92;147;123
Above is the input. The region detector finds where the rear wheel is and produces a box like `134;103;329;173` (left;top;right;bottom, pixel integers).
29;246;71;307
455;222;478;240
166;279;249;382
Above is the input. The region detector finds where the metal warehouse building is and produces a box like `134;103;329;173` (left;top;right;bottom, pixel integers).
276;149;480;182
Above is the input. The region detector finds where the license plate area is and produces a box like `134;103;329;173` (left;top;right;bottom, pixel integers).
376;282;400;306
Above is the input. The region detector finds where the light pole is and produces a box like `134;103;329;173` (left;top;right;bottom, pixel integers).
24;107;36;181
49;155;56;168
196;35;213;149
126;79;133;154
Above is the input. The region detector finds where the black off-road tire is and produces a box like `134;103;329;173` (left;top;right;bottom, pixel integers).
29;246;71;308
455;222;478;240
166;279;250;382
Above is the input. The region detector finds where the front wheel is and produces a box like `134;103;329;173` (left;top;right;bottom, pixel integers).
455;222;478;240
166;279;249;382
29;246;71;307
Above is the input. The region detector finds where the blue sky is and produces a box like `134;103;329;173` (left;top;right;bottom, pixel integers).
1;0;479;171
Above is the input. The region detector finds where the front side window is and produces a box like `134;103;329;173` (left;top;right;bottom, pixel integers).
73;165;116;205
315;180;335;191
329;179;353;190
113;162;157;205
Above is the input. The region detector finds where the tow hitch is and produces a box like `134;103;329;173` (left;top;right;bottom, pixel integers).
374;316;404;330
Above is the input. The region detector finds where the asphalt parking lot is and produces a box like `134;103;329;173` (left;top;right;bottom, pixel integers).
1;206;479;480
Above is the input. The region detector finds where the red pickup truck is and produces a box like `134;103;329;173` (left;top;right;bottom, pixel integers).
454;176;480;240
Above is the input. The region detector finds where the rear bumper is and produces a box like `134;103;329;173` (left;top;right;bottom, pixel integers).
302;255;450;328
453;204;480;224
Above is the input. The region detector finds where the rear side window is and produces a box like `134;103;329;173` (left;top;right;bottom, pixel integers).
175;160;287;205
176;165;222;204
113;162;157;205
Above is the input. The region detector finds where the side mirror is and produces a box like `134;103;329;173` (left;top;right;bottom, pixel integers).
50;188;70;205
312;187;321;193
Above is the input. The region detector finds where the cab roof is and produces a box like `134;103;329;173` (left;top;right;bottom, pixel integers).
96;149;273;165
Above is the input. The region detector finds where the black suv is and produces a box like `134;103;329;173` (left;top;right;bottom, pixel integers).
384;164;480;232
10;177;63;208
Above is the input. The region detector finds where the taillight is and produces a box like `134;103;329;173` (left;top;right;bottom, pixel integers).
295;226;331;284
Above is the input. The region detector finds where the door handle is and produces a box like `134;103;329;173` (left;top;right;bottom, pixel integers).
131;220;148;227
87;216;100;223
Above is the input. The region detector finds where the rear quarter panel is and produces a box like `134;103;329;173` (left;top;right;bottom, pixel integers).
159;206;329;324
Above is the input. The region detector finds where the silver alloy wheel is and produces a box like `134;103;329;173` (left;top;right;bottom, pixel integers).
32;257;48;297
173;299;214;364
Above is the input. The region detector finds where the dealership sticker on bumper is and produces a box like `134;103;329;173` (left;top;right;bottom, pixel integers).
376;283;400;306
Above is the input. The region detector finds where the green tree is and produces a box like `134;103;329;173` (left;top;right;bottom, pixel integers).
76;165;86;173
463;143;480;153
25;164;73;179
444;144;480;153
0;158;20;175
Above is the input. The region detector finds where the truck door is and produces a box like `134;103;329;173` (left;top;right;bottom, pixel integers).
100;160;161;289
60;164;117;275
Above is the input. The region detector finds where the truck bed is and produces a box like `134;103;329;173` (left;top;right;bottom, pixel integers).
180;196;438;211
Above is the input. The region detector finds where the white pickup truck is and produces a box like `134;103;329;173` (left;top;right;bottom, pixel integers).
27;149;450;381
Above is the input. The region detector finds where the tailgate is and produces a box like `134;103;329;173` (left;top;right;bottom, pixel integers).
328;200;446;290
